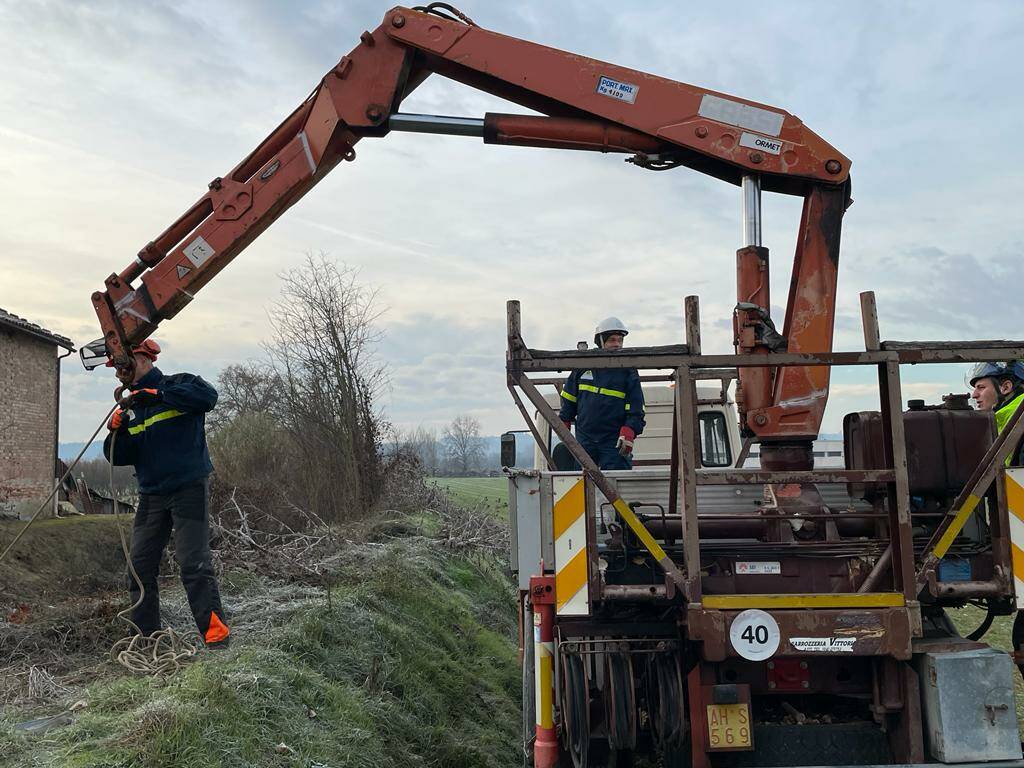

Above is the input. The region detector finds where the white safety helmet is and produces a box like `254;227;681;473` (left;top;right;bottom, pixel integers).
594;316;629;348
966;361;1024;388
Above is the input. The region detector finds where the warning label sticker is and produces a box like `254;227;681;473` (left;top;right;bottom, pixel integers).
789;636;856;653
736;561;781;575
596;76;639;104
183;236;215;269
176;264;191;280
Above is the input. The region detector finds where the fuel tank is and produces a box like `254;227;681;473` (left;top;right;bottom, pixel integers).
844;394;995;502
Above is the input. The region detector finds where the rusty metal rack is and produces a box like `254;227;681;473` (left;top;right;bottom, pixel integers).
506;291;1024;613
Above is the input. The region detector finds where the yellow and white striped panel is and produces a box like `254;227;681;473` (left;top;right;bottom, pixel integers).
1006;468;1024;604
553;476;590;616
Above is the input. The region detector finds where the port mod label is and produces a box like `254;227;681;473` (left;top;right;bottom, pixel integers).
596;76;638;104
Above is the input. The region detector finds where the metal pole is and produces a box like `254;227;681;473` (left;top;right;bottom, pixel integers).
388;113;484;137
741;174;762;248
530;576;558;768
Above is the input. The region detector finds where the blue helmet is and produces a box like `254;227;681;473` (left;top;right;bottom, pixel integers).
967;361;1024;388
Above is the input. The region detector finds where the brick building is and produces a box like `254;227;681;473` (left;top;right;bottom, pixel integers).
0;308;74;517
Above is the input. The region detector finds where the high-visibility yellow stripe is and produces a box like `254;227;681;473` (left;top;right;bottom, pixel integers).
537;643;554;729
702;593;906;609
578;384;626;399
560;390;577;403
612;497;669;562
932;494;982;559
556;548;588;612
1006;473;1024;523
552;479;585;541
1012;542;1024;584
127;409;186;435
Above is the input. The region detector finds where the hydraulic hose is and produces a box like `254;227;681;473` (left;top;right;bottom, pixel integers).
966;602;995;641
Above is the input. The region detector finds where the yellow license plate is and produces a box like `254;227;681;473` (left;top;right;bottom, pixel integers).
706;703;752;750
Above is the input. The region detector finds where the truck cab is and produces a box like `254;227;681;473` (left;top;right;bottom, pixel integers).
506;382;742;473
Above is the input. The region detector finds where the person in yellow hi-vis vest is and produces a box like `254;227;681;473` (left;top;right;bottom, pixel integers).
969;360;1024;467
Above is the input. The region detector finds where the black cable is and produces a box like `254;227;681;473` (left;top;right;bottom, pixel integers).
411;2;476;25
652;654;684;749
967;604;995;641
563;652;588;767
625;153;686;172
606;653;636;751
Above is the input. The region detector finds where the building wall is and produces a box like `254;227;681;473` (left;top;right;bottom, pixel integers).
0;328;58;508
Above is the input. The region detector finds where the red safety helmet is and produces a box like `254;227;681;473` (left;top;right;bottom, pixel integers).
105;339;161;367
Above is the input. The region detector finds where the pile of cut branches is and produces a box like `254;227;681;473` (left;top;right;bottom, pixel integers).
211;489;339;580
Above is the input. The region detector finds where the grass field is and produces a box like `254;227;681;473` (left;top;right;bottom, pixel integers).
1;534;521;767
429;477;508;518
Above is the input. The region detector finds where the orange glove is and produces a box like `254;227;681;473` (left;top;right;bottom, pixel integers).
108;407;125;431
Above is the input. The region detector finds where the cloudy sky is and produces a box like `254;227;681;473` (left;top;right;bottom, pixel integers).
1;1;1021;442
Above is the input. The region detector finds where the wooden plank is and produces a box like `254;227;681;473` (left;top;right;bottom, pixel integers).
881;340;1024;350
685;295;701;356
879;359;916;599
860;291;880;351
675;365;702;600
696;469;896;485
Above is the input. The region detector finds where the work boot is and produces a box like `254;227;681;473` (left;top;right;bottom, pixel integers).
204;635;231;651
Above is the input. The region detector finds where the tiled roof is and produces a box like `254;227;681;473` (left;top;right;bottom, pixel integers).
0;307;74;351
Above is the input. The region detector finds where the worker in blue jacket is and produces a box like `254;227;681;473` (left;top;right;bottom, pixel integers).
559;317;645;470
103;340;230;648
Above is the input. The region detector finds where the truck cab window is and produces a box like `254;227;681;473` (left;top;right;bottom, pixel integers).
699;412;732;467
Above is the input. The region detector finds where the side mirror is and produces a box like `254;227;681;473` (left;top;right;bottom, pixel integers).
80;338;109;370
500;431;517;468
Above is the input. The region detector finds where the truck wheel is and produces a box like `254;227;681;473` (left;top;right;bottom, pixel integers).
604;652;637;751
649;653;687;750
561;652;590;767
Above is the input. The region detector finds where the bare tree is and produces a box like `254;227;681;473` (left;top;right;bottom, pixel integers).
444;415;484;475
207;362;283;432
392;425;441;476
264;253;389;521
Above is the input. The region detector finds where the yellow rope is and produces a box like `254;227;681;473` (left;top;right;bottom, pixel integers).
107;426;198;676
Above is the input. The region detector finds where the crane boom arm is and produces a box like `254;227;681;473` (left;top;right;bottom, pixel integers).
88;5;851;440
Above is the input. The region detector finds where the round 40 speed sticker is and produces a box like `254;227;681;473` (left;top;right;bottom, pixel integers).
729;609;780;661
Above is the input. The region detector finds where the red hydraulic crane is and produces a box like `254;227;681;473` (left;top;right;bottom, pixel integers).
84;3;851;453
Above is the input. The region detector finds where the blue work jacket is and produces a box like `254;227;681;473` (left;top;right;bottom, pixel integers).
558;367;645;443
103;367;218;494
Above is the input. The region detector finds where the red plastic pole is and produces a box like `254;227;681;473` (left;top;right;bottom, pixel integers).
530;575;558;768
